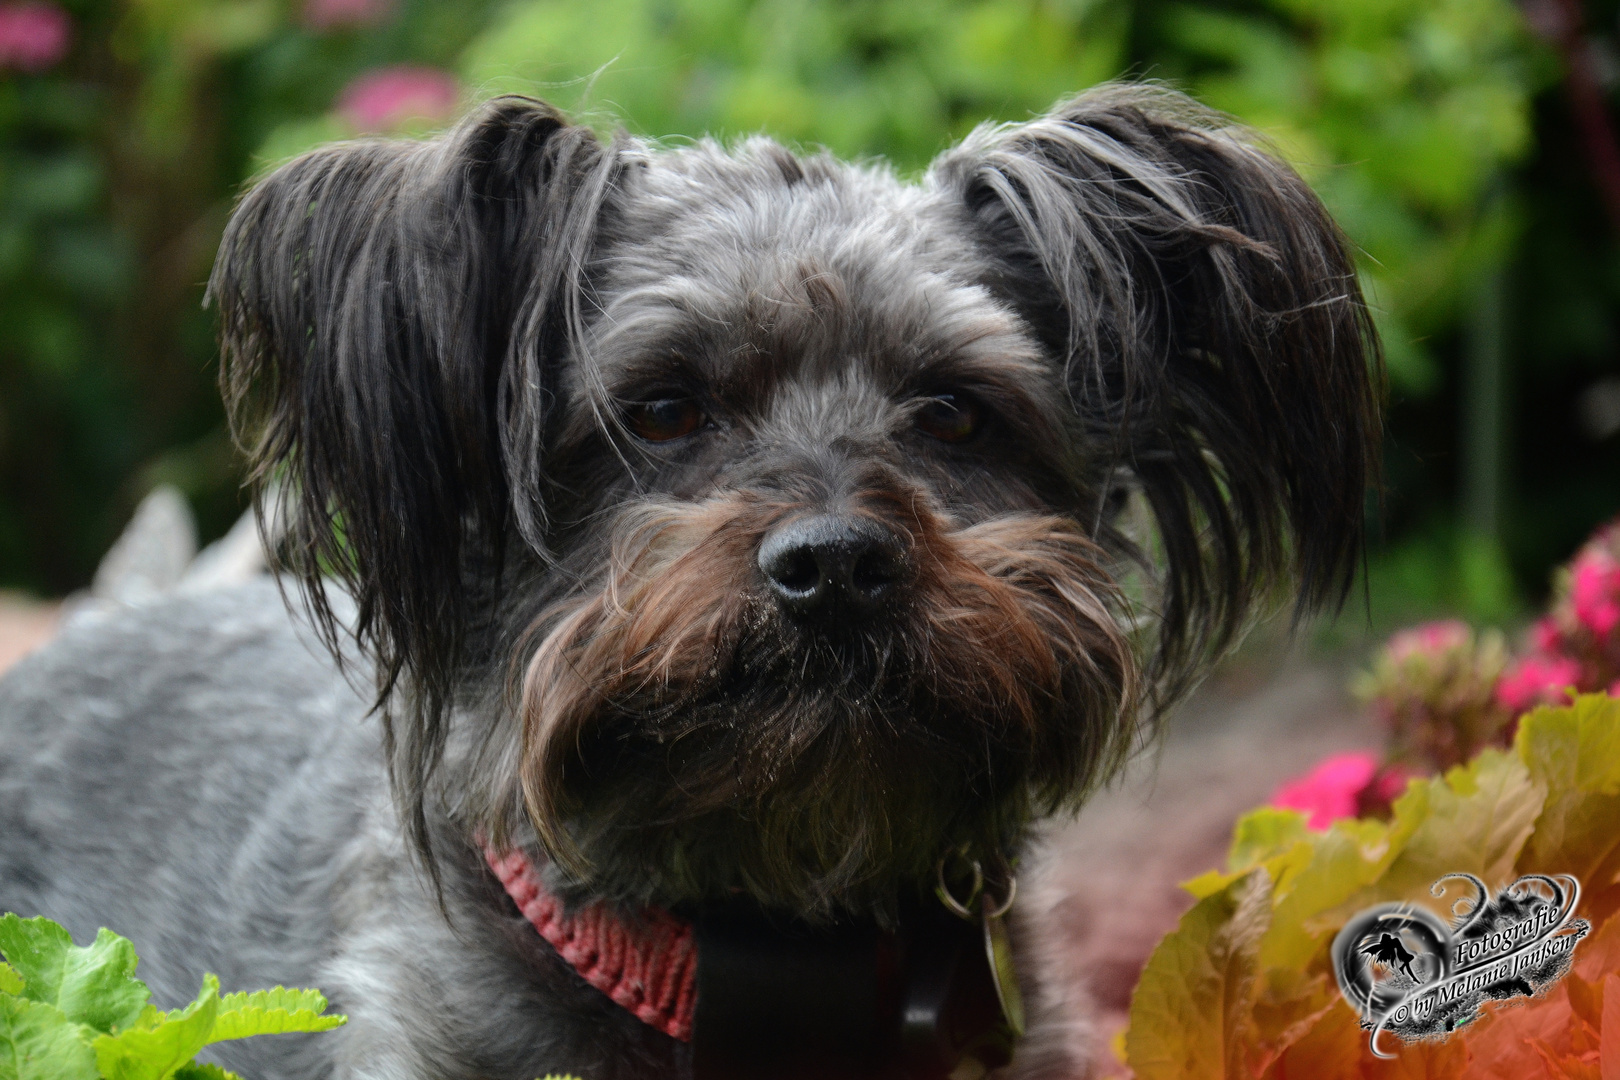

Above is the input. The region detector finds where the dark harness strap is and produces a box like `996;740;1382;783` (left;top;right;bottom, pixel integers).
691;899;1015;1080
488;845;1018;1079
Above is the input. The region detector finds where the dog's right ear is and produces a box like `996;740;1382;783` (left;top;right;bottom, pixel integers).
209;97;617;823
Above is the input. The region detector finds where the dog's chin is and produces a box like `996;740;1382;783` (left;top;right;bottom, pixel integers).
540;697;1040;925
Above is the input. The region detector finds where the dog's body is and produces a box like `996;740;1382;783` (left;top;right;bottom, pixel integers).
0;582;681;1079
0;85;1380;1079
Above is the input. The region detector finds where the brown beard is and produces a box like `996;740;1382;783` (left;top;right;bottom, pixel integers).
513;491;1136;921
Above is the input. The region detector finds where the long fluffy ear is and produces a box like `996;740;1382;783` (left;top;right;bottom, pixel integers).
208;97;619;853
931;84;1383;703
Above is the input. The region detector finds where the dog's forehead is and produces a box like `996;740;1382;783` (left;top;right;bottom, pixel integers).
578;138;1045;401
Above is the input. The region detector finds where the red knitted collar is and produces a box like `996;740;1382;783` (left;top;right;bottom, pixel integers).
484;846;698;1041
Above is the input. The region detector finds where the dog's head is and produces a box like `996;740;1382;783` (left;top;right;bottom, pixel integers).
211;84;1379;921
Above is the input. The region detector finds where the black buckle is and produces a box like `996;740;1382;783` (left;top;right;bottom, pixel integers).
690;889;1018;1080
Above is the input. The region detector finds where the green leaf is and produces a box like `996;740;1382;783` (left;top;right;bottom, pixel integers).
1227;807;1314;875
1179;806;1321;904
207;987;345;1043
172;1063;241;1080
92;974;220;1080
1515;694;1620;922
0;918;150;1035
0;962;21;997
1258;814;1413;971
0;995;99;1080
1370;747;1543;904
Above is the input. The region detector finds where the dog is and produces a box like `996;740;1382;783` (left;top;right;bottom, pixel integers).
0;83;1380;1080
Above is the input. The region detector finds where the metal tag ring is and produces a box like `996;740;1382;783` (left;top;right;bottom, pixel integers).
935;853;984;920
982;874;1018;920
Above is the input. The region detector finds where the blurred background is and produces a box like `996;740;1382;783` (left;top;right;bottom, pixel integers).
0;0;1607;633
1;0;1618;634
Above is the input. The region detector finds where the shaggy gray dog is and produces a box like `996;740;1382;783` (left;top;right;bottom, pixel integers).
0;84;1379;1080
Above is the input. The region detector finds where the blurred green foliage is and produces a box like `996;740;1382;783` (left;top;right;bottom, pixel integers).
450;0;1540;398
1151;0;1543;394
1;0;1616;638
0;0;494;590
460;0;1128;167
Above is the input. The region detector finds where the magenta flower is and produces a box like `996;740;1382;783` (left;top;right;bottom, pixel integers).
1494;653;1583;714
0;1;69;72
303;0;395;31
337;67;458;134
1569;548;1620;640
1270;751;1379;830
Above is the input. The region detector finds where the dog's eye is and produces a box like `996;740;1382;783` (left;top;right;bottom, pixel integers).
626;398;707;442
914;393;983;443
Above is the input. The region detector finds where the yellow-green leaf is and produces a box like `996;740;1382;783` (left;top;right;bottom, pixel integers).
1515;694;1620;923
0;995;99;1080
1180;810;1317;903
1298;746;1544;948
92;974;220;1080
1259;814;1411;972
0;917;150;1036
207;986;345;1043
1373;749;1542;901
172;1063;241;1080
1228;807;1314;875
0;962;22;997
1126;868;1273;1080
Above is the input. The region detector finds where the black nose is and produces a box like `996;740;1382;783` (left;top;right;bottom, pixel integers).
757;515;908;615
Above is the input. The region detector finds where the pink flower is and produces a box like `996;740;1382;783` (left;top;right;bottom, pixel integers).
1365;763;1414;806
0;1;69;72
1569;549;1620;640
1386;619;1472;664
1494;654;1583;714
337;67;458;133
302;0;394;31
1270;751;1380;830
1352;762;1417;819
1610;678;1620;698
1531;616;1563;654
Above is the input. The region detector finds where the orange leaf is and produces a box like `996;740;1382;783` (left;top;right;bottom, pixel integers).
1579;912;1620;983
1264;1002;1366;1080
1362;1033;1471;1079
1466;990;1575;1079
1600;973;1618;1080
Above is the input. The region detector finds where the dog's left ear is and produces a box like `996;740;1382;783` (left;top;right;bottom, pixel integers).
209;98;619;852
932;84;1383;700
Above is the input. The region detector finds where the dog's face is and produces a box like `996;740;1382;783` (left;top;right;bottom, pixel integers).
518;156;1133;916
210;85;1380;922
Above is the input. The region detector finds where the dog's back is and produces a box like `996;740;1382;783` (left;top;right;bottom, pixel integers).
0;581;376;1064
0;581;666;1080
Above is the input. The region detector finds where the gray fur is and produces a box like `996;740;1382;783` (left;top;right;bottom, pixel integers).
0;581;681;1079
